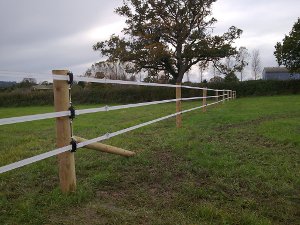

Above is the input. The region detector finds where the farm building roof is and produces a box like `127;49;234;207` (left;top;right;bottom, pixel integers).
263;67;289;73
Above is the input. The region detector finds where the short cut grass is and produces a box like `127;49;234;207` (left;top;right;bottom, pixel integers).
0;95;299;224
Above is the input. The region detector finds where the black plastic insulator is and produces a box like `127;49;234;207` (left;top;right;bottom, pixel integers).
67;72;74;85
70;139;77;153
69;106;76;119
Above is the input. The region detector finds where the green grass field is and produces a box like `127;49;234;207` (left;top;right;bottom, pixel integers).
0;96;299;225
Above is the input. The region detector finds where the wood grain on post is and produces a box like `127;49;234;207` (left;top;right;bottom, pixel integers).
74;136;135;157
216;90;219;102
223;90;225;104
53;69;76;193
176;83;182;128
202;88;207;112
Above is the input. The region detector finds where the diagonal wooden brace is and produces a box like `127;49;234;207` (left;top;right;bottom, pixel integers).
73;136;135;157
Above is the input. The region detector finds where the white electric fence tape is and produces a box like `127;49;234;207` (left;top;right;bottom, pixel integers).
0;96;218;126
73;76;223;91
0;71;221;91
0;145;72;174
0;111;70;126
0;70;50;78
0;99;225;174
76;96;218;116
0;71;230;91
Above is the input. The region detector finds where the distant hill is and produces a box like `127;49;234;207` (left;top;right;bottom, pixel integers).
0;81;16;88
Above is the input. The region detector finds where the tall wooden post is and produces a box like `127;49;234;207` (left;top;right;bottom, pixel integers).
176;83;182;128
215;90;219;102
203;88;207;112
227;90;230;101
223;90;225;104
53;69;76;193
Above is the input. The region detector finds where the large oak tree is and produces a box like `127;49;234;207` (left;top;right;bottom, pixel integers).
93;0;242;83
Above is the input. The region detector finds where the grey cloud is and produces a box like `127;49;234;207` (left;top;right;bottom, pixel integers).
0;0;299;80
0;0;121;45
0;0;123;76
212;0;300;69
0;34;100;72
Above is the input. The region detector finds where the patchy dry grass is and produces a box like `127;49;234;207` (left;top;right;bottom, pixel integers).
0;95;300;224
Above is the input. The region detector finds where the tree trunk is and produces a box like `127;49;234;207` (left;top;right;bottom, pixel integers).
200;67;203;83
176;66;186;83
176;73;184;83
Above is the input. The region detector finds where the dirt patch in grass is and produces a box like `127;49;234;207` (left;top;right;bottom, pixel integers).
47;149;187;224
216;114;297;131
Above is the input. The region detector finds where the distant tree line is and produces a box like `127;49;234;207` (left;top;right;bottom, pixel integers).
1;79;299;107
0;81;16;88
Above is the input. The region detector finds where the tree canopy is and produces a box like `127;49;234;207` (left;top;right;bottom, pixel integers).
209;75;223;83
224;72;239;83
274;18;300;74
93;0;242;83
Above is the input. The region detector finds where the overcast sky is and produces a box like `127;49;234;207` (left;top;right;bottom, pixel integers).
0;0;299;82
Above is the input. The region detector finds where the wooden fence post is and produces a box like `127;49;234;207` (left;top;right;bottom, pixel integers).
223;90;225;104
176;83;182;128
53;69;76;193
215;90;219;102
203;88;207;112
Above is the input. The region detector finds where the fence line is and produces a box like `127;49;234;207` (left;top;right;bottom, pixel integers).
0;70;231;91
74;75;220;91
0;99;226;174
0;69;236;193
0;146;72;174
0;96;224;126
0;111;70;126
0;70;68;81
